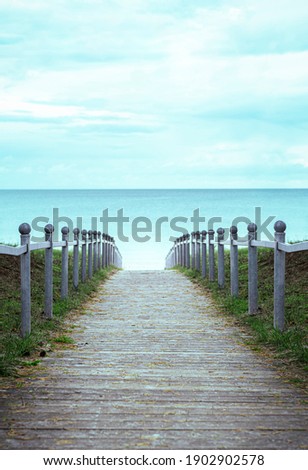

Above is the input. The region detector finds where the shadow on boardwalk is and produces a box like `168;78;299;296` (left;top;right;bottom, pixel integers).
0;270;307;449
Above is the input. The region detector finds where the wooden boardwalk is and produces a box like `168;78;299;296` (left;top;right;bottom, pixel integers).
0;270;307;449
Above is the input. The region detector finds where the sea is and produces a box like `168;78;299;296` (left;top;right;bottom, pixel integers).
0;189;307;269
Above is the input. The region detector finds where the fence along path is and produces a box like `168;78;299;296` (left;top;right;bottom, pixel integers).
166;221;308;332
0;223;122;337
1;270;307;450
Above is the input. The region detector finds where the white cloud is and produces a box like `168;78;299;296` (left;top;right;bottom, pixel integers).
287;146;308;167
0;0;308;188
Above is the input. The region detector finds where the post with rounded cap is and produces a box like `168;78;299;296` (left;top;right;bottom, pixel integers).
248;223;258;314
176;238;179;266
114;246;117;267
195;231;201;271
170;244;174;268
106;237;110;267
217;228;225;288
111;237;115;265
230;226;239;297
201;230;207;278
97;231;101;269
183;235;187;267
113;239;116;265
88;230;93;278
102;234;106;268
61;226;69;299
44;224;54;318
179;237;183;266
73;228;80;289
93;231;98;272
274;221;287;331
81;229;87;282
191;232;196;269
174;240;177;266
186;234;190;269
180;236;183;266
208;229;215;281
106;235;110;266
19;223;31;337
111;237;114;266
173;244;176;267
110;236;114;266
104;234;108;268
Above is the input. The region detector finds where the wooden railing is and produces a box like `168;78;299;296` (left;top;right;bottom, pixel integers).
165;221;308;331
0;223;122;337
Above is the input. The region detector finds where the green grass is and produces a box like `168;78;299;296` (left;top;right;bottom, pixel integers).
53;335;75;344
0;250;116;376
176;248;308;372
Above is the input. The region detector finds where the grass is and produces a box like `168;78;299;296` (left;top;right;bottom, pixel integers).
176;248;308;377
0;249;116;376
53;335;75;344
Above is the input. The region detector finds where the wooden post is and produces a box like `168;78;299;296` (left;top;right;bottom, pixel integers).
191;232;196;269
201;230;207;278
180;235;185;267
217;228;225;288
195;231;201;271
172;245;175;268
73;228;80;289
44;224;54;319
114;246;118;268
93;231;98;272
208;229;215;281
274;221;287;331
180;236;183;266
81;229;87;282
230;225;239;297
111;237;115;265
174;240;178;266
88;230;93;278
19;223;31;337
248;223;258;315
102;233;106;268
61;226;69;299
97;231;101;269
107;235;111;266
186;234;190;269
104;234;108;268
183;234;187;267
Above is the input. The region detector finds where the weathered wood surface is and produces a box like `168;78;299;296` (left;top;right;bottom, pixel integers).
0;270;307;449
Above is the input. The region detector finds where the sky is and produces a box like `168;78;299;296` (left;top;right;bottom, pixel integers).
0;0;308;189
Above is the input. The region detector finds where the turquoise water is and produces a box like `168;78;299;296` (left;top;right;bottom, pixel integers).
0;189;307;269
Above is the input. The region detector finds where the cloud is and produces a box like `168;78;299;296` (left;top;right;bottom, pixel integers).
0;0;308;188
287;146;308;167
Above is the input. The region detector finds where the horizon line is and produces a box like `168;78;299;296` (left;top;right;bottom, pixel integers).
0;187;307;191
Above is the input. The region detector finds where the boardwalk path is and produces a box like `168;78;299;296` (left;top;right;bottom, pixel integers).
1;270;307;449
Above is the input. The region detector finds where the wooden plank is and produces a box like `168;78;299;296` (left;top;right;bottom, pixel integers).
30;241;50;251
52;241;66;248
251;240;275;249
0;245;27;256
1;270;307;450
278;241;308;253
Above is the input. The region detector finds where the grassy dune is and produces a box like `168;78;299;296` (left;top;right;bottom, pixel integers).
177;248;308;381
0;250;114;376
